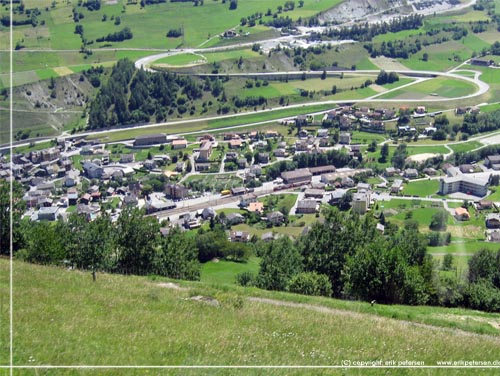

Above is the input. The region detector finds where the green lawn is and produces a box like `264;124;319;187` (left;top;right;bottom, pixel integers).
154;53;205;66
200;257;261;286
428;241;499;255
3;259;500;369
403;180;440;197
380;77;477;99
404;145;449;156
448;141;482;154
259;193;298;215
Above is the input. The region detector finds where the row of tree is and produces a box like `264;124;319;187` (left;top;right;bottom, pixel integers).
250;207;500;311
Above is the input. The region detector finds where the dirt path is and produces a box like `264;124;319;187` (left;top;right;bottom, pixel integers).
247;297;500;341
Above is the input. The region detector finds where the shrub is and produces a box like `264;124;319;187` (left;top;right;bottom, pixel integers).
287;272;332;297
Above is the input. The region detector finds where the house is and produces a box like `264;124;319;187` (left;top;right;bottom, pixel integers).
184;215;201;229
329;189;346;205
357;182;371;191
454;207;470;221
239;193;258;208
459;164;474;174
320;173;337;185
229;139;242;149
309;165;336;176
198;141;213;162
82;162;104;179
317;129;329;138
265;130;279;138
67;188;78;205
230;230;251;242
350;145;361;157
385;167;397;177
470;58;493;67
172;139;187;149
257;153;269;164
485;155;500;170
296;114;308;129
294;140;309;152
341;177;355;188
175;162;185;172
352;192;369;214
339;133;351;145
165;184;189;200
415;106;426;114
237;158;248;169
120;154;135;163
143;160;156;170
296;199;319;214
201;207;216;220
376;223;385;234
225;152;238;161
274;148;287;158
247;202;264;214
122;194;138;207
267;211;284;225
195;163;211;172
226;213;245;225
477;200;493;210
281;169;312;185
339;116;352;130
404;168;418;179
391;179;403;194
134;133;166;146
423;167;437;176
38;206;60;221
80;193;91;205
304;189;324;199
489;231;500;242
486;213;500;229
146;200;176;214
226;186;243;196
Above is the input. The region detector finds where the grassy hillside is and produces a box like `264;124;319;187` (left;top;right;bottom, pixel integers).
1;259;500;374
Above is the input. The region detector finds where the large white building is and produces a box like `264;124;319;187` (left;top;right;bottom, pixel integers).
439;175;488;197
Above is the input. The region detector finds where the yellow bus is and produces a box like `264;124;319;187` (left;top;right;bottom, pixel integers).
220;190;231;196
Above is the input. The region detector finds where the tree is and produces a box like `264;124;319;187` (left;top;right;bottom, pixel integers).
0;180;26;255
321;70;326;80
287;272;332;297
21;220;67;265
229;0;237;10
155;227;200;280
391;143;407;169
468;249;500;287
422;52;429;61
367;140;377;152
115;207;159;275
442;254;453;271
429;210;448;231
257;237;302;291
379;143;389;163
77;213;114;281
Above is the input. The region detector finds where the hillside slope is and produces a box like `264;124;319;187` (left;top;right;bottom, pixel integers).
1;260;500;374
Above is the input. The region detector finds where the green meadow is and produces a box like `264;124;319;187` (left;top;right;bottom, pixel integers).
380;77;477;99
2;259;500;371
403;180;440;197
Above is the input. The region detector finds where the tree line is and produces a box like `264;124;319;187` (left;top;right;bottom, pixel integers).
14;205;257;281
244;207;500;312
326;15;423;42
